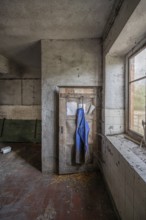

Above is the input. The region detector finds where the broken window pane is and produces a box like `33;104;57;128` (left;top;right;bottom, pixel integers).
129;79;146;135
129;47;146;81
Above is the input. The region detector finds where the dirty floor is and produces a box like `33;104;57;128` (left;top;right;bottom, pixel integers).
0;143;118;220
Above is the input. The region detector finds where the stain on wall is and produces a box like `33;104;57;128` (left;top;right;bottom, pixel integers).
41;39;102;173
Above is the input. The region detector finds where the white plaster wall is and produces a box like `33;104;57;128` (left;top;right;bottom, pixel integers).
41;39;102;173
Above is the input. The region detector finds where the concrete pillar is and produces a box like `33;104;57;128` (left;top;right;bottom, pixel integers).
41;39;102;173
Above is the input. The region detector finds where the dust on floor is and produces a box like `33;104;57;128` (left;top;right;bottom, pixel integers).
0;143;118;220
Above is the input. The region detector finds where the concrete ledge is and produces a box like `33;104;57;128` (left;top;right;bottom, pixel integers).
107;134;146;182
101;134;146;219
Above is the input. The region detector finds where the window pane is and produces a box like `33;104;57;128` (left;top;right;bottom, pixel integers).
129;47;146;81
129;79;146;135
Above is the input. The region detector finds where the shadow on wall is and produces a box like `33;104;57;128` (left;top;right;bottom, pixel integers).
55;90;59;173
11;41;41;69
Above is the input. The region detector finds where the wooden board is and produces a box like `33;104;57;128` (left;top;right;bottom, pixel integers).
59;87;100;174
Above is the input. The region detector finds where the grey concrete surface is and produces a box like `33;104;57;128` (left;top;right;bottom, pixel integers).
0;0;115;68
101;1;146;219
102;55;125;135
104;55;124;109
0;78;41;119
109;0;146;56
41;39;101;173
0;45;40;118
103;0;140;55
0;79;41;106
0;80;21;105
0;54;21;75
101;135;146;220
22;79;41;105
0;54;9;74
0;67;41;79
0;106;41;119
0;1;145;219
0;147;118;220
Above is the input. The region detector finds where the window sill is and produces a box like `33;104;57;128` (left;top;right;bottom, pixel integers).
106;134;146;182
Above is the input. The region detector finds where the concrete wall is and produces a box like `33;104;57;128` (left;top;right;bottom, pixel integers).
0;66;41;120
41;39;102;173
109;0;146;56
102;52;146;219
103;0;140;54
102;55;125;135
102;1;146;219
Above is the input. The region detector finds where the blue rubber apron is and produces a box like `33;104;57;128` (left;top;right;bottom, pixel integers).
75;108;90;164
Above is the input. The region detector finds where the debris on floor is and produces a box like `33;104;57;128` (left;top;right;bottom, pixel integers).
1;146;12;154
36;202;57;220
0;143;118;220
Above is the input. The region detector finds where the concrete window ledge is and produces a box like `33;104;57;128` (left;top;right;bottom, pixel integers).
106;134;146;183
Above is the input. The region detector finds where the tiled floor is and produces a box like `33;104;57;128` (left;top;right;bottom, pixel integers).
0;143;118;220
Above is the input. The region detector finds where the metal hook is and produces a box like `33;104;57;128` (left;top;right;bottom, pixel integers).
82;96;83;108
66;94;69;101
79;96;83;107
79;96;84;108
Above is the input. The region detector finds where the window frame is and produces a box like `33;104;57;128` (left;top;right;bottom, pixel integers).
125;43;146;143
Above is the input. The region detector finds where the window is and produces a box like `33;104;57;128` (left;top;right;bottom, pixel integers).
128;46;146;140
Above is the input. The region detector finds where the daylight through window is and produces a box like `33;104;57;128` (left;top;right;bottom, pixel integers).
129;47;146;136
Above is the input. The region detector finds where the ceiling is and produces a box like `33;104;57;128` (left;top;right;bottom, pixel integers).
0;0;115;69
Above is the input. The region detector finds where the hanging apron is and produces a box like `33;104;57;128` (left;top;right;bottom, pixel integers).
75;108;90;164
